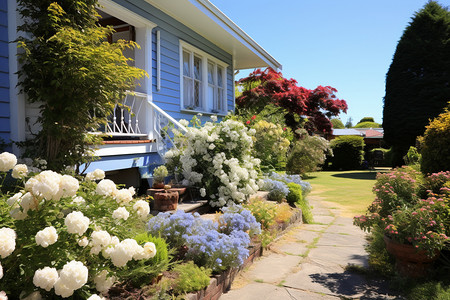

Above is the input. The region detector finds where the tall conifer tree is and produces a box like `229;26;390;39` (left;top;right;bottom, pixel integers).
383;1;450;166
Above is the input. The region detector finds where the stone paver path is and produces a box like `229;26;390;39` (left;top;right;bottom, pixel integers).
221;195;402;300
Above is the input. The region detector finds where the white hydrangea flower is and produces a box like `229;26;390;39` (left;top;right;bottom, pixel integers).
33;267;59;291
109;239;140;267
210;115;218;122
6;192;22;206
59;175;79;198
78;236;89;247
71;196;86;205
65;211;90;235
58;260;88;291
114;189;133;204
10;207;27;220
85;169;105;181
90;230;111;248
128;186;136;196
200;188;206;197
20;192;38;213
0;262;3;279
132;200;150;220
179;119;189;127
142;242;157;259
0;152;17;172
0;227;16;258
93;270;116;293
29;170;65;201
112;207;129;221
11;164;28;179
54;280;74;298
0;291;7;300
96;179;117;197
35;226;58;248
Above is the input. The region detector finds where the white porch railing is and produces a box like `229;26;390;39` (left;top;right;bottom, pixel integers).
104;91;148;136
93;91;188;158
148;100;187;158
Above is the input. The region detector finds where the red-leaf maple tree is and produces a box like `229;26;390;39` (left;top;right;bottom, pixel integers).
236;68;348;133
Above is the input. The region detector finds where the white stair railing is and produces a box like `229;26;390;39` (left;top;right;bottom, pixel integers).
147;100;187;158
103;91;148;136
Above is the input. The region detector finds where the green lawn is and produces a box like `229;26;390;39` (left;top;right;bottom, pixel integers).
305;170;387;217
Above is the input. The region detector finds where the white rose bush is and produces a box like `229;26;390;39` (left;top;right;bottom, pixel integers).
0;153;160;299
165;116;261;207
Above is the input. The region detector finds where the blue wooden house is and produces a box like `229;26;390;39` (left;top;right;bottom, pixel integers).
0;0;281;187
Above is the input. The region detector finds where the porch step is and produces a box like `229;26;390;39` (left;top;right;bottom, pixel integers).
150;200;209;215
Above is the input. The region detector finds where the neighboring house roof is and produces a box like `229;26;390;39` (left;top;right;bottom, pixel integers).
147;0;282;70
332;128;384;139
332;129;363;136
364;129;384;139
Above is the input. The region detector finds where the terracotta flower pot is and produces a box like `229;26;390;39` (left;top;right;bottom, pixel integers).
152;181;165;189
153;190;179;211
384;235;440;278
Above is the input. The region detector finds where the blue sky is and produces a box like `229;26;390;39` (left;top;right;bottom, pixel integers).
211;0;446;125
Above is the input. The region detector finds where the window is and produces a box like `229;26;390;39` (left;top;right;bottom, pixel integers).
180;41;227;114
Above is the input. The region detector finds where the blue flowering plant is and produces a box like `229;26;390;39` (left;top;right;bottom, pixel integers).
261;178;289;202
147;207;261;272
268;172;312;197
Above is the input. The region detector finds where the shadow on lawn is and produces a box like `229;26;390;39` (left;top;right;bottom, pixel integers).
331;172;377;181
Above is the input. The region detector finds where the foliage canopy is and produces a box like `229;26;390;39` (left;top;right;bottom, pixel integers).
17;0;146;171
236;68;348;134
382;1;450;166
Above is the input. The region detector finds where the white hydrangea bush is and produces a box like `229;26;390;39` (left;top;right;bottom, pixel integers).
165;116;261;207
0;153;154;299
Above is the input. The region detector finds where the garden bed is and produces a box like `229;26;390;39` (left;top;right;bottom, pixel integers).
185;208;302;300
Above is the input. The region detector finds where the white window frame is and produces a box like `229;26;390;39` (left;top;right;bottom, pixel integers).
179;40;228;115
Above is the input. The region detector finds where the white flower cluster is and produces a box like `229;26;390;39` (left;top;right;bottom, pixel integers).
85;169;105;181
0;227;16;259
112;207;129;220
35;226;58;248
0;152;17;172
95;179;134;205
65;211;90;235
166;119;260;207
33;260;88;298
6;192;39;220
93;270;115;293
0;262;3;279
108;239;156;267
25;171;79;201
133;200;150;220
11;164;28;179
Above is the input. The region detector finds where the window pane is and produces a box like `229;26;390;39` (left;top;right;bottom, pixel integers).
218;88;224;110
194;56;202;80
194;81;201;108
217;66;223;88
183;51;191;76
184;77;193;107
208;62;214;84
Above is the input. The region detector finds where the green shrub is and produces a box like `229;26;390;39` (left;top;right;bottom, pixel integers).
420;110;450;174
366;226;395;276
353;121;381;128
130;233;171;286
286;130;331;175
286;182;313;223
252;120;291;171
408;282;450;300
328;136;365;170
171;261;211;295
358;117;375;123
403;146;421;166
244;197;277;230
331;118;345;129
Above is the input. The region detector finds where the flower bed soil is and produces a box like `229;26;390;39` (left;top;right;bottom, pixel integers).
185;208;302;300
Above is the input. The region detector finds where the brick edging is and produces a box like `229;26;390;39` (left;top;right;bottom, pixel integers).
185;208;303;300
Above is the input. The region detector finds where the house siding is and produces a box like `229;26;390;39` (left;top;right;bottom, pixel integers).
113;0;234;121
0;0;10;145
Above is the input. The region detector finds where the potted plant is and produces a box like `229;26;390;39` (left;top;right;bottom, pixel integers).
153;165;168;189
153;185;179;211
380;196;449;277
